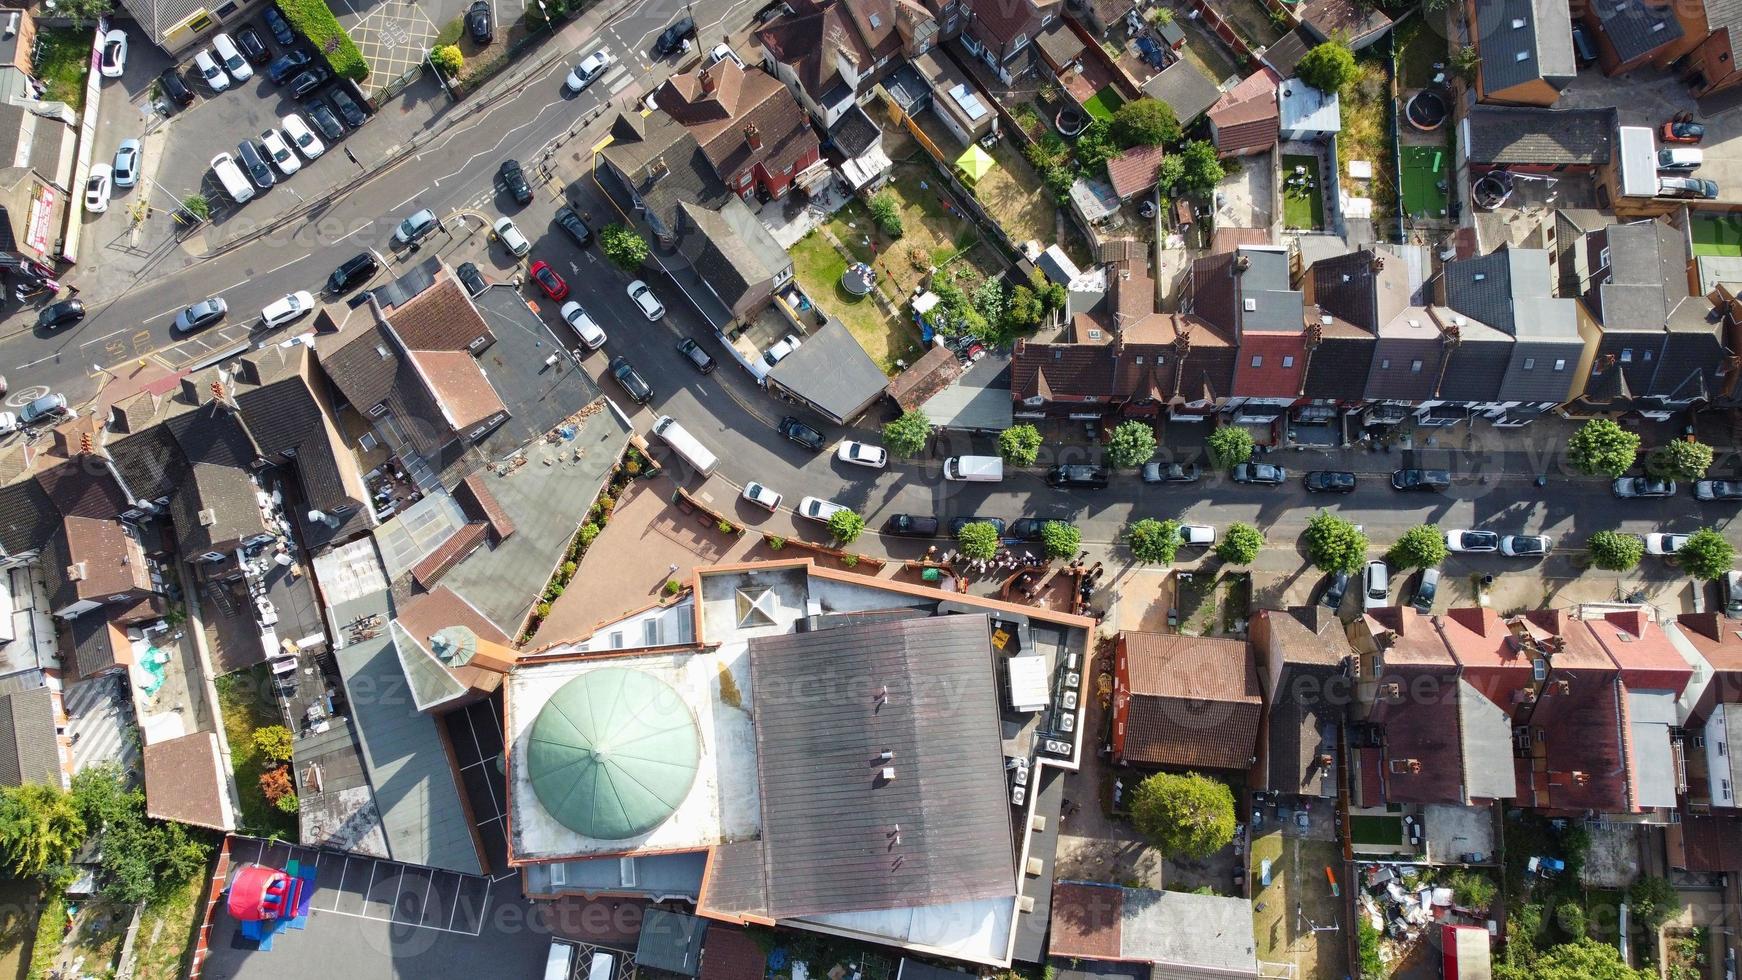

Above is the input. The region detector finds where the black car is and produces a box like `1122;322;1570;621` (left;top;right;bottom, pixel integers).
884;514;940;537
236;26;271;64
467;0;494;43
328;86;368;128
1046;464;1109;489
676;337;716;374
288;67;331;99
948;516;1007;538
778;416;824;452
37;299;84;330
306;100;345;140
1141;460;1200;484
1391;468;1452;492
1613;476;1677;499
499;160;532;206
159;68;195;106
266;49;312;84
1008;518;1060;542
237;139;275;188
456;262;488;296
609;356;653;404
554;206;592;248
1232;462;1287;485
1303;470;1357;493
1320;570;1350;610
264;5;296;46
653;15;696;55
326;251;378;293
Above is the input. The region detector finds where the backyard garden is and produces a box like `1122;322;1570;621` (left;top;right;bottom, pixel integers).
1283;153;1326;230
1336;51;1399;228
1251;833;1348;980
33;27;91;110
216;665;299;839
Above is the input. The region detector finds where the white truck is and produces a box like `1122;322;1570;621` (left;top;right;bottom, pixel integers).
943;455;1003;482
652;415;718;477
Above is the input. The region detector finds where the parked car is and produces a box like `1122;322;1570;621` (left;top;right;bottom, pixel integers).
1232;462;1287;485
1046;464;1109;489
213;33;253;82
1412;566;1441;612
560;301;605;349
499;159;532;205
1391;468;1452;492
260;128;300;176
287;67;331;99
236;26;271;64
837;441;887;468
0;412;19;436
236;139;275;188
653;15;696;55
37;300;84;330
194;49;230;91
1570;22;1597;64
741;481;782;511
327;86;368;128
1445;529;1500;553
608;356;653;404
1363;560;1390;610
948;516;1006;538
884;514;940;536
160;68;195;106
112;139;141;187
267;50;312;85
1645;532;1691;556
1658;147;1703;171
326;251;378;293
627;280;664;320
173;297;228;334
565;48;612;92
467;0;493;43
1320;570;1350;610
492;216;529;257
282;113;325;159
1659;175;1719;199
1614;476;1677;498
796;496;847;523
676;337;715;374
1725;570;1742;617
455;262;488;297
1695;480;1742;501
394;208;439;245
778;416;824;452
1177;523;1215;547
306;100;345;140
554;207;592;248
1141;460;1200;484
264;6;297;46
708;43;745;68
83;164;112;213
100;29;127;78
1662;120;1706;144
1500;534;1550;558
259;290;314;328
1303;470;1357;493
19;394;69;426
763;334;801;367
529;260;568;300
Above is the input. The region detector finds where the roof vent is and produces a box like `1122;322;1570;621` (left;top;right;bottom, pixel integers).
1389;758;1423;774
1514;51;1529;62
66;562;86;582
1474;272;1487;281
197;508;217;527
879;750;895;761
1341;273;1352;282
1087;329;1102;341
1511;17;1527;27
1408;318;1421;328
1652;19;1666;30
1320;314;1334;325
4;14;18;39
1244;298;1258;312
880;766;897;782
1453;315;1467;327
375;344;389;360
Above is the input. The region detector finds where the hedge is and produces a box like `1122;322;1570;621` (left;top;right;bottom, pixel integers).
277;0;370;82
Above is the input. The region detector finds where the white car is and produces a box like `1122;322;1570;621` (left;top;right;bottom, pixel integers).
1444;529;1501;553
1179;524;1216;547
492;216;530;257
1645;532;1691;556
260;129;301;176
763;334;802;367
193;49;230;92
708;43;745;68
565;48;612;92
627;280;665;320
836;441;887;468
281;113;326;159
99;29;127;78
84;164;112;213
1500;534;1550;558
0;412;19;436
796;496;846;523
112;139;141;187
741;481;782;511
260;290;314;328
1363;560;1390;610
212;33;253;82
559;301;606;350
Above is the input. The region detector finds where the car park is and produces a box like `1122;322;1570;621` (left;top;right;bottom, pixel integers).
84;164;112;213
1179;524;1216;547
627;280;665;320
560;301;606;349
1445;529;1500;553
267;50;312;84
676;337;715;373
210;152;254;202
493;216;530;257
260;129;300;175
327;86;368;128
394;208;438;245
565;49;612;92
741;482;782;511
499;159;532;205
1412;567;1440;612
37;300;84;330
160;68;195;106
554;207;592;247
778;416;824;452
837;441;887;468
112;140;141;187
326;251;378;293
1321;571;1350;609
1501;534;1550;558
213;33;253;82
237;139;274;188
653;16;696;55
1363;560;1389;610
1391;468;1451;491
1695;480;1742;501
173;297;227;333
456;262;488;296
467;0;494;43
264;6;296;45
529;260;567;300
194;49;230;91
1141;460;1200;483
100;29;127;78
1614;477;1676;498
19;394;69;426
1303;470;1357;493
948;516;1006;537
288;67;331;99
305;100;345;141
1645;532;1690;556
237;27;271;64
797;496;847;523
1232;462;1287;485
884;514;940;536
260;290;313;327
282;113;325;158
1046;464;1109;489
608;356;653;404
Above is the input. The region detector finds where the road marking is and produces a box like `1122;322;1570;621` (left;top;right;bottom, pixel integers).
262;255;307;277
392;191;423;211
141;306;182;324
14;354;58;370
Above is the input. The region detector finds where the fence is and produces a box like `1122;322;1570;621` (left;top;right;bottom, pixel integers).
59;18;105;265
186;835;237;980
885;96;1024;263
1181;0;1263;72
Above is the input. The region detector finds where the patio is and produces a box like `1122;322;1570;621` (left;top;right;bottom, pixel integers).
755;178;853;250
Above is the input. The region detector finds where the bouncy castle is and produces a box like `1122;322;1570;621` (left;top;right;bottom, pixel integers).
226;861;316;949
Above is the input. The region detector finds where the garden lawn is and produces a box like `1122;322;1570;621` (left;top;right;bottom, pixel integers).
132;875;206;980
1082;85;1124;122
975;140;1091;265
829;159;982;297
1400;144;1449;219
1251;833;1349;980
216;665;298;838
1395;14;1447;90
1350;813;1404;845
35;28;91;111
1692;215;1742;257
1282;153;1325;229
789;232;912;374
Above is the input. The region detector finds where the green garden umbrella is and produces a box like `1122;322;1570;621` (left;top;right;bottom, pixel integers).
955;144;995;185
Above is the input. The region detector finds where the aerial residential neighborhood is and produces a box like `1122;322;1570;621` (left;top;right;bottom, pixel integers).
0;0;1736;977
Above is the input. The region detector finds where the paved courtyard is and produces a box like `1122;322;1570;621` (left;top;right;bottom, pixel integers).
335;0;441;98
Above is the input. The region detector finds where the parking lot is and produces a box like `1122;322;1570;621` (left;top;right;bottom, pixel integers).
1558;66;1742;208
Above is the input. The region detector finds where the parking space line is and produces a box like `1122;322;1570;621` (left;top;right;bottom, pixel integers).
391;869;405;922
311;902;481;935
447;874;463;930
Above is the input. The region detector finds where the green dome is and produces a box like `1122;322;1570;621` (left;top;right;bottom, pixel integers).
526;667;701;840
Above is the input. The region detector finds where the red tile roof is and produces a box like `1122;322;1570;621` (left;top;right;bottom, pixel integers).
699;924;767;980
409;350;506;433
1049;881;1124;960
143;732;233;831
1208;69;1280;156
1116;632;1262;770
1591;610;1694;693
1365;607;1457;666
658;61;820;187
457;472;516;542
1231;331;1307;398
412;522;489;589
1106;144;1164;200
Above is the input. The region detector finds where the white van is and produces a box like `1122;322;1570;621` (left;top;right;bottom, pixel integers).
652;415;717;476
542;941;576;980
943;455;1003;482
1658;147;1704;172
586;950;615;980
211;152;254;204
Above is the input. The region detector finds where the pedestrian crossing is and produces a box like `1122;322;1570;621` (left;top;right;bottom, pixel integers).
64;673;139;776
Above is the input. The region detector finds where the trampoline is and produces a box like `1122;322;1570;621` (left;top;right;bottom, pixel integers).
1400;145;1449;218
1405;89;1449;131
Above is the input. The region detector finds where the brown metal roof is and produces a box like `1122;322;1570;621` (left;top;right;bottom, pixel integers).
143;731;233;830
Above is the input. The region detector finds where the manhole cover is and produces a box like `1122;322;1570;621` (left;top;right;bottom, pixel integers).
383;22;409;47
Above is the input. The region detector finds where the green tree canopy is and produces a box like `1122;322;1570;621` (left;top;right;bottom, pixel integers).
1216;522;1263;565
1074;119;1118;173
1389;524;1448;569
1677;528;1736;580
1298;42;1359;93
1110;97;1180;147
1157;154;1186;192
1446;868;1496;911
882;410;931;459
1206;426;1255;469
867;191;903;239
1178;140;1224;190
1647;439;1715;482
1554;901;1586;939
828;509;865;545
252;725;294;763
957;521;1001;560
1628;875;1678;930
1106;420;1157;469
1005;284;1044;333
1494;938;1656;980
1041;521;1081;560
998;424;1044;466
599;223;650;273
430;44;464;75
1129;772;1236;859
1587;530;1644;571
1128;518;1182;564
0;784;83;878
1305;512;1368;573
1568;419;1640;477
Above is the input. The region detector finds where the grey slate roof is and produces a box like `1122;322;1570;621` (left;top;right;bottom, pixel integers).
0;479;57;557
1193;247;1304;336
1465;106;1614;165
1309;248;1410;334
1140;58;1221;124
766;319;890;424
1434;316;1512;402
117;0;206;41
748;614;1017;918
106;424;189;505
0;684;57;787
675;199;789;318
635;908;706;977
598;112;732;240
1594;0;1683;63
1474;0;1576;94
1365;312;1444;401
828;102;882;158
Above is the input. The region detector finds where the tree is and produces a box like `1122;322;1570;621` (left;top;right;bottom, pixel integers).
179;194;211;222
1128;518;1182;564
430;44;464;75
99;806;210;907
1568;418;1640;477
258;767;294;804
1178;139;1225;190
253;725;294;763
1028;267;1067;313
1389;524;1448;569
1554;901;1586;939
0;784;84;878
1446;868;1496;911
1005;284;1044;332
1074;119;1118;173
1495;938;1657;980
1676;528;1736;580
1298;41;1359;93
1206;426;1254;469
828;509;866;545
1041;521;1081;560
1128;771;1236;859
1357;918;1383;980
1587;530;1645;571
998;424;1044;466
957;521;1001;561
58;0;112;27
1110;97;1180;147
867;191;904;239
1629;875;1679;930
599;223;650;272
1157;154;1186;192
971;278;1007;329
882;410;931;459
1305;512;1368;573
1217;522;1263;565
1106;420;1157;469
1647;439;1715;482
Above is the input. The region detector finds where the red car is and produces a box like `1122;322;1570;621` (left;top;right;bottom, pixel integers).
1662;120;1706;144
529;260;568;300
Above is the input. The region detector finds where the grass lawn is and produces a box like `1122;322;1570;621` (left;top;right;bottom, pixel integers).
216;664;298;839
132;874;207;980
1338;57;1398;224
1395;14;1448;90
35;27;92;111
1692;215;1742;256
1251;833;1349;979
1400;144;1450;219
789;232;915;374
1350;813;1404;845
1082;84;1124;122
832;159;982;297
975;139;1091;265
1282;153;1325;229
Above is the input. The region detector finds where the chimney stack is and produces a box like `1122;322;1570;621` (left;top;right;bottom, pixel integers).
700;66;717;95
744;123;762;151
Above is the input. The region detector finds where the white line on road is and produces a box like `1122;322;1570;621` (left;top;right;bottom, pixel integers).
141;306;182;324
14;354;59;370
262;255;308;277
392;191;423;211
